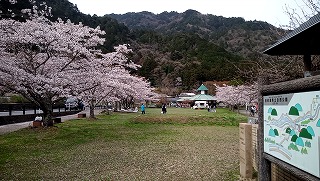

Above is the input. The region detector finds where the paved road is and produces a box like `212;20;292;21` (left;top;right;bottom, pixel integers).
0;109;103;135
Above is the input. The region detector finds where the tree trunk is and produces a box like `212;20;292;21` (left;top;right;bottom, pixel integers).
42;103;53;127
21;93;54;127
89;100;95;119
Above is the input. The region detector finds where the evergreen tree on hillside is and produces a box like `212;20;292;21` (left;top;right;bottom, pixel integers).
131;30;245;91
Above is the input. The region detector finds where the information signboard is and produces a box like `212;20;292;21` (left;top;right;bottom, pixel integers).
264;91;320;178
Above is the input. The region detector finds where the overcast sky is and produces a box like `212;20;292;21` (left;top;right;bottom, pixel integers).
68;0;310;27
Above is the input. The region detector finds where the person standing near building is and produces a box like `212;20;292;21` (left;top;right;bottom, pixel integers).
141;103;146;114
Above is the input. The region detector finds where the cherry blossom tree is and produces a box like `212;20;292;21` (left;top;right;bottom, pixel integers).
69;44;155;119
115;74;156;110
76;64;154;118
0;5;107;126
216;84;258;112
0;1;156;125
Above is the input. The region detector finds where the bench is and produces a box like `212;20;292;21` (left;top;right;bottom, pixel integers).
77;113;86;118
32;121;42;127
53;117;62;124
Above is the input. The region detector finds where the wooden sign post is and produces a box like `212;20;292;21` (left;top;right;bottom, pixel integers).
240;123;253;178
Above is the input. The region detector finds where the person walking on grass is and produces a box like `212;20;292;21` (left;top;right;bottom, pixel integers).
162;103;167;114
212;102;217;113
141;103;146;114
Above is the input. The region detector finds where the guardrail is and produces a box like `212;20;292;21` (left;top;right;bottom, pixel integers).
0;103;68;116
0;110;81;126
0;103;83;125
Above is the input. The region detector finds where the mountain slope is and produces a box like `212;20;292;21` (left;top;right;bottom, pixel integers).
2;1;285;93
109;10;284;58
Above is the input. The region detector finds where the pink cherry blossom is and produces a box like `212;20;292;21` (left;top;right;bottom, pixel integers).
216;83;257;111
0;3;155;124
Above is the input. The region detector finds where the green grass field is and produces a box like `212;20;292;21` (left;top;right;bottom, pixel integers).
0;108;247;180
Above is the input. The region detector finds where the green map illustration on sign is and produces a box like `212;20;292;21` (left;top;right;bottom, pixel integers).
264;92;320;178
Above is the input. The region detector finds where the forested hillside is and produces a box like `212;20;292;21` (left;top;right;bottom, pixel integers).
108;10;286;94
128;31;243;93
109;10;284;58
1;0;285;94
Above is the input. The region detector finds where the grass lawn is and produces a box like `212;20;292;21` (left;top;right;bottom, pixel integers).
0;108;247;180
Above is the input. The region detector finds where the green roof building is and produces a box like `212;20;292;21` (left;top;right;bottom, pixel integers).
191;84;216;109
197;84;209;95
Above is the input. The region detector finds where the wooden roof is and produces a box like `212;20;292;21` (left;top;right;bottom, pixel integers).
264;13;320;55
